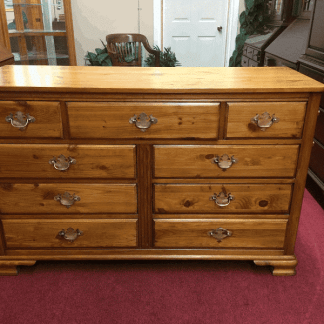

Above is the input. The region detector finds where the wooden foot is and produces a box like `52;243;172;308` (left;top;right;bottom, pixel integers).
254;259;298;276
0;261;36;276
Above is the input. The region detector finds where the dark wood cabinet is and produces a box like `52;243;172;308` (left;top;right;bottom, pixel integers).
298;0;324;208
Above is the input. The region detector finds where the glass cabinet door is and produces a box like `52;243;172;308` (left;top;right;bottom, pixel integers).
3;0;76;65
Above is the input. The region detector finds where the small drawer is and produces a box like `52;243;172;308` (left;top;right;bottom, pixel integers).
0;183;137;214
154;145;299;178
3;219;137;248
246;47;254;59
0;144;136;179
68;102;220;139
309;140;324;182
241;56;249;67
0;101;62;138
226;102;307;138
154;184;292;214
154;219;287;248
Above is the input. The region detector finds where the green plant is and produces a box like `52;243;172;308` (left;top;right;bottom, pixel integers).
85;40;112;66
229;0;271;67
145;46;181;67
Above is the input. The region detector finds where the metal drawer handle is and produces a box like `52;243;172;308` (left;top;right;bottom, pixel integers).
54;192;80;208
212;154;237;170
210;191;234;207
5;111;35;130
250;112;279;131
129;112;158;132
49;155;76;171
58;227;83;243
208;228;232;242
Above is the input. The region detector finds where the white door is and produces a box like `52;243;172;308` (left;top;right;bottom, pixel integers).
163;0;229;67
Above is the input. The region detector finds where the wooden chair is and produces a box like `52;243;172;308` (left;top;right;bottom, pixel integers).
106;33;160;67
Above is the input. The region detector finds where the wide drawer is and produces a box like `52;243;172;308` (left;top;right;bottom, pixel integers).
226;102;306;138
3;219;137;248
154;184;292;214
0;183;137;214
0;101;62;138
154;219;287;248
0;144;136;179
154;145;299;178
67;102;220;139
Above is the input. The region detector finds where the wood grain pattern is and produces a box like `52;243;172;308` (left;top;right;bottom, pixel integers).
0;101;62;138
68;102;219;139
154;145;299;178
154;219;287;249
0;66;323;93
0;183;137;214
0;144;136;179
154;184;292;214
3;219;137;248
226;102;307;138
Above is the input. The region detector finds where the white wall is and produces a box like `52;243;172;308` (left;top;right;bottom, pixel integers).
71;0;153;66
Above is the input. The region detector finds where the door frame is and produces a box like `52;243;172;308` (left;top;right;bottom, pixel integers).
153;0;240;67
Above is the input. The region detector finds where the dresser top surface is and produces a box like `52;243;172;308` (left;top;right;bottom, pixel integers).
0;66;323;94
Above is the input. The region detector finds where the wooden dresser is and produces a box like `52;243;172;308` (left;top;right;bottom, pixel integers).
0;66;323;276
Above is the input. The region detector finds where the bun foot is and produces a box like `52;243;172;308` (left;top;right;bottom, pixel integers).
254;258;298;276
0;261;36;276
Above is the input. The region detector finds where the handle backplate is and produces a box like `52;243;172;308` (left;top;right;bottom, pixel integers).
49;154;76;171
210;191;234;207
212;154;237;171
54;192;80;208
129;112;158;132
58;227;83;243
5;111;35;130
250;112;279;131
208;228;232;242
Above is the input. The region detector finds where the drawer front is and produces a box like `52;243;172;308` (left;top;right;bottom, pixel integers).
154;219;287;248
226;102;306;138
68;102;220;139
3;219;137;248
241;56;249;67
0;183;137;214
0;101;62;138
309;141;324;182
0;144;136;179
154;184;292;214
154;145;299;178
246;46;254;59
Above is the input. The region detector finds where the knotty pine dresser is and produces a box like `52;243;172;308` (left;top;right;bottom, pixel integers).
0;66;323;276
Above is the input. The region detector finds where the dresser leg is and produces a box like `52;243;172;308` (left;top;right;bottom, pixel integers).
0;261;37;276
254;259;298;276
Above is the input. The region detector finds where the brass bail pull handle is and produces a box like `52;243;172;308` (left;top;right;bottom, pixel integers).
208;228;232;242
210;191;234;207
54;192;80;208
49;155;76;171
5;111;36;130
212;154;237;170
250;112;279;131
58;228;83;243
129;112;158;132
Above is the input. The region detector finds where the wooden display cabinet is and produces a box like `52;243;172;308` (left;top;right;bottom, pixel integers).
0;0;76;65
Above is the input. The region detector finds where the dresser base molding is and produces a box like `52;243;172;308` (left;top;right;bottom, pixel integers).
0;261;36;276
254;258;298;276
0;254;297;276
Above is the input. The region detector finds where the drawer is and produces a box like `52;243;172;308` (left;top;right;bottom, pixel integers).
154;145;299;178
241;56;249;67
3;219;137;248
68;102;220;139
0;144;136;179
154;184;292;214
0;101;62;138
309;140;324;182
246;46;254;59
154;219;287;248
0;183;137;214
226;102;306;138
315;108;324;145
